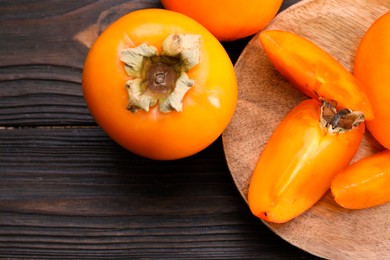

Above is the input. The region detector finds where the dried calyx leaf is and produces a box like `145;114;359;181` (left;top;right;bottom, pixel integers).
121;44;158;78
320;99;365;134
161;34;201;71
120;34;201;113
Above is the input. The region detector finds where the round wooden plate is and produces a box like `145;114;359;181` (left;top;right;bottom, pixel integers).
222;0;390;259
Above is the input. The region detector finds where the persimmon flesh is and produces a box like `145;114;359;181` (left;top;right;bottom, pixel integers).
259;30;374;120
248;99;365;223
331;150;390;209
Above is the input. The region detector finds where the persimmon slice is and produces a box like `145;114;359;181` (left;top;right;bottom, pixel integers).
331;150;390;209
248;99;365;223
259;30;374;120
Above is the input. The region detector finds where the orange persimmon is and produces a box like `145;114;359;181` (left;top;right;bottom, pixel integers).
248;99;365;223
354;11;390;149
331;150;390;209
82;9;237;160
160;0;283;41
259;30;374;120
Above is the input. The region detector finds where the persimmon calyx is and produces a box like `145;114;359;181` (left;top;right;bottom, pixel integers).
120;34;201;113
320;99;365;134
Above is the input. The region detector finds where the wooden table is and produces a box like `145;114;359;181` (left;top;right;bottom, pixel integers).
0;0;321;258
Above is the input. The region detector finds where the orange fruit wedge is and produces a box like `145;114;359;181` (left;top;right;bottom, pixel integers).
331;150;390;209
259;30;374;120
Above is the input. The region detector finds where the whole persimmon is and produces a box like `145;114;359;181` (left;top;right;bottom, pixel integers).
354;11;390;149
160;0;283;41
82;9;237;160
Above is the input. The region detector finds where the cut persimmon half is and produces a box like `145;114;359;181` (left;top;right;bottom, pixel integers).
259;30;374;120
248;99;365;223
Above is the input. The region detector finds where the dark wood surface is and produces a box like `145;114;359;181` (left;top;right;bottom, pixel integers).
0;0;321;258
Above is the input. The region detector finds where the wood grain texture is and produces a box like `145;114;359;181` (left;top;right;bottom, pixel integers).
0;0;320;259
0;128;314;259
223;0;390;259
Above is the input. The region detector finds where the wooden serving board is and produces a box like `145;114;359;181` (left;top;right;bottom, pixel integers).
222;0;390;259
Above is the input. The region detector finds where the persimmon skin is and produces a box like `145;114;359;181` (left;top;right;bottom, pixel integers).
259;30;374;120
82;9;237;160
331;150;390;209
354;11;390;149
248;99;365;223
160;0;283;41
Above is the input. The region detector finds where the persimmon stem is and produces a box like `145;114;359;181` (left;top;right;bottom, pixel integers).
120;34;201;113
320;99;365;134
